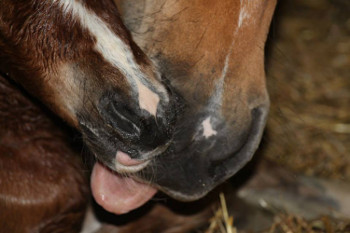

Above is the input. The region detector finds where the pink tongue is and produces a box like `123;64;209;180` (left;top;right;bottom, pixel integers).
91;162;157;215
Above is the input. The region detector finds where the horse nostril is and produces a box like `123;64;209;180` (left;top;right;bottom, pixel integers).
98;92;173;152
99;96;142;139
197;104;269;162
225;104;269;160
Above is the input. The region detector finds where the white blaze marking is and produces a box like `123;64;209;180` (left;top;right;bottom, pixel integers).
202;117;217;138
211;47;232;105
53;0;166;115
238;7;249;28
135;79;160;116
206;36;234;113
207;0;257;111
238;0;258;29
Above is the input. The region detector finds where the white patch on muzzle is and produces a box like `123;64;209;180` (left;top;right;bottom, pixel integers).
238;3;250;28
135;79;160;116
202;117;217;138
53;0;167;116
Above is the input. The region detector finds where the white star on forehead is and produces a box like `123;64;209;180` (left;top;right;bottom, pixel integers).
202;117;217;138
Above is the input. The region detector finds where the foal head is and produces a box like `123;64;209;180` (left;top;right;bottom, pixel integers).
0;0;178;165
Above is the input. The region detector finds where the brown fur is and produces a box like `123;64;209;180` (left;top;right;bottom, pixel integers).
0;74;88;233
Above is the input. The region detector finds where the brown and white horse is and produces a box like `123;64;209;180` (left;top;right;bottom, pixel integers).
0;0;276;227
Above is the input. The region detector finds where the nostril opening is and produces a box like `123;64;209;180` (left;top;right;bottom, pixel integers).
250;104;269;134
99;96;142;138
229;105;268;156
99;96;171;149
116;151;145;166
98;87;177;153
206;105;269;162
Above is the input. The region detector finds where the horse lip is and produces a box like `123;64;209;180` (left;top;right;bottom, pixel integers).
158;185;209;202
115;160;151;173
140;140;172;159
114;141;172;173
